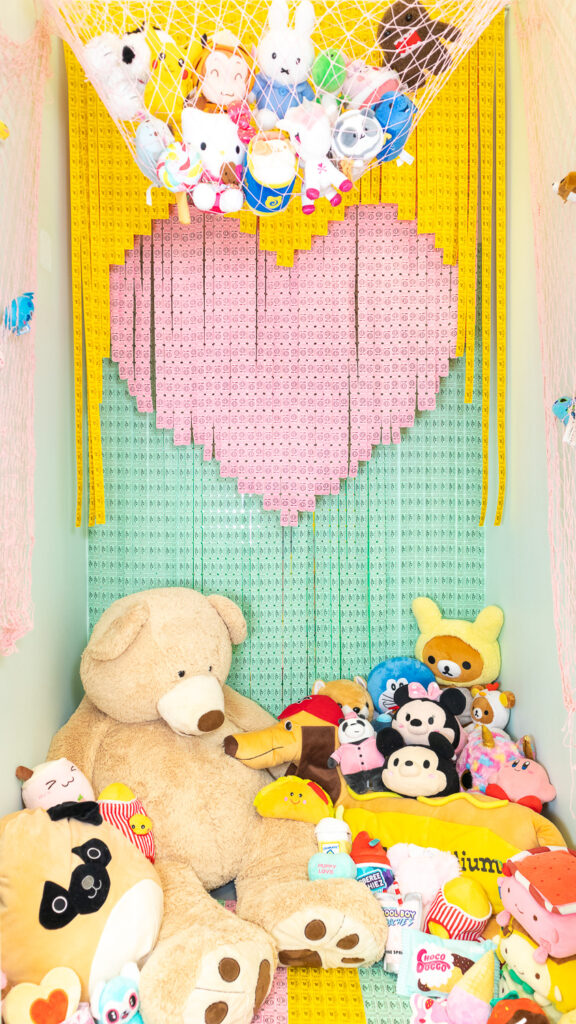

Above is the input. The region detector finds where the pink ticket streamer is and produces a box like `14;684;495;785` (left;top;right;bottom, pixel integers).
110;206;458;526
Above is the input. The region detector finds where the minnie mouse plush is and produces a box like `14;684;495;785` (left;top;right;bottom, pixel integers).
388;683;465;752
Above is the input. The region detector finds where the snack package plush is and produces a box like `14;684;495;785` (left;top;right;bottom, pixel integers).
396;931;496;998
379;891;423;973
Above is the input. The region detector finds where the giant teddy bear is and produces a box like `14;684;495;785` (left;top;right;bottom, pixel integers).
48;588;387;1024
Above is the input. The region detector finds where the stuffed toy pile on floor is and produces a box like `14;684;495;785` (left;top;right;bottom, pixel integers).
1;588;573;1024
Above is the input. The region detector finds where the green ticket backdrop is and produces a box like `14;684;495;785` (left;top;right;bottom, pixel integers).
89;355;485;716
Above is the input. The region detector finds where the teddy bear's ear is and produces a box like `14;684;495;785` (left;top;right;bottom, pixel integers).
439;688;466;716
500;690;516;709
353;675;368;690
412;596;443;633
473;605;504;641
376;728;404;758
208;595;247;645
428;732;456;762
312;679;326;694
88;602;150;662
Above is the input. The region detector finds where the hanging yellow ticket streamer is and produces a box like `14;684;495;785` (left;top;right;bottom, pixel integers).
64;13;506;527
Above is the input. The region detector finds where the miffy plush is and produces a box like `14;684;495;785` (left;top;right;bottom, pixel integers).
250;0;316;129
181;108;245;213
278;100;352;213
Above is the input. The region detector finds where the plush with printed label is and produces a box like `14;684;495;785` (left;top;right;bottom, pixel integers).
0;807;163;1001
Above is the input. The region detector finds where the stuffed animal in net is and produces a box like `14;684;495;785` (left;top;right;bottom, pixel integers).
187;30;254;117
328;713;385;793
250;0;316;129
331;108;385;181
278;100;353;213
49;588;386;1024
312;675;374;719
367;656;437;723
412;597;504;726
386;682;465;751
376;730;461;798
377;0;461;93
181;108;245;213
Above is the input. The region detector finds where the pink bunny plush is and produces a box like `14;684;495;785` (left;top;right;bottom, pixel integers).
278;100;352;212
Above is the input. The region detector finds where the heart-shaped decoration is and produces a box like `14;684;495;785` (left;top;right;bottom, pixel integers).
2;968;81;1024
30;990;69;1024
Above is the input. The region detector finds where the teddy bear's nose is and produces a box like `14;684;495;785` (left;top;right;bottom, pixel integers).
198;710;225;732
224;735;239;755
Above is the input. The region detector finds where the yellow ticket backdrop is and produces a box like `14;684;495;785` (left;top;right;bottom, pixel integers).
64;12;505;528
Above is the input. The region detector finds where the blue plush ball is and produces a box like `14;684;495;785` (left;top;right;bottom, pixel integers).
367;656;436;720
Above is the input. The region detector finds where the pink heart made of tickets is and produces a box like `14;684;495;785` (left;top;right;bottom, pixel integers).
111;206;457;525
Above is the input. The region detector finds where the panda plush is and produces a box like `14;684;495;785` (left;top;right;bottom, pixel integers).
327;713;385;794
376;730;460;798
388;683;465;752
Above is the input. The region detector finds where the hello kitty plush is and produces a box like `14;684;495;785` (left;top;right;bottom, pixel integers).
251;0;316;130
181;108;245;213
278;100;352;212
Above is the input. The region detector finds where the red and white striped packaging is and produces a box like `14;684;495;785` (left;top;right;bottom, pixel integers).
424;886;490;943
99;796;155;864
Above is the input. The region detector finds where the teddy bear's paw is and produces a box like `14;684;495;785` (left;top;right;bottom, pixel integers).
183;940;274;1024
271;888;386;969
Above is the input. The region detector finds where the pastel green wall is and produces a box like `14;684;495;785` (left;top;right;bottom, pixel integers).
89;349;485;718
485;14;574;844
0;11;87;817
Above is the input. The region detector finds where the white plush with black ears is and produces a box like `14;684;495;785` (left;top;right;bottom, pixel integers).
389;683;465;750
376;730;460;799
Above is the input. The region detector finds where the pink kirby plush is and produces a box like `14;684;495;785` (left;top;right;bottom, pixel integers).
497;847;576;962
16;758;95;809
485;756;556;813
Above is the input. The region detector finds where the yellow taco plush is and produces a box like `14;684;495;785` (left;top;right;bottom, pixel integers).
254;776;334;824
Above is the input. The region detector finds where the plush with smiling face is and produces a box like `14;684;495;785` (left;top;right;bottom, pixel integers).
376;730;460;798
16;759;95;810
312;676;374;719
188;30;254;113
389;683;465;751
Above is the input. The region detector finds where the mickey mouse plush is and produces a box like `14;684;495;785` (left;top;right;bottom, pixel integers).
376;730;460;798
388;684;465;752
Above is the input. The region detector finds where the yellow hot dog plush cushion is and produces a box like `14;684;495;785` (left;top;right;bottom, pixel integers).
342;792;565;912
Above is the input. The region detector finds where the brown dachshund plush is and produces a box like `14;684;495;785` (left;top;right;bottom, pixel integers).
378;0;461;93
553;171;576;203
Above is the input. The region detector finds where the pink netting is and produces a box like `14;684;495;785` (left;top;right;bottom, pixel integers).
515;0;576;770
111;204;457;524
0;20;50;655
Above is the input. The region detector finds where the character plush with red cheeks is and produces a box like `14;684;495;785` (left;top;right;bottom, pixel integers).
377;0;461;93
187;31;254;114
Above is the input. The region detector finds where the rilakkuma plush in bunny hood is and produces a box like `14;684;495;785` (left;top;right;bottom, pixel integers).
0;805;163;1001
250;0;316;129
412;597;504;724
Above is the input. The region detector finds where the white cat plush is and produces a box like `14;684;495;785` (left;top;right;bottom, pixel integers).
250;0;316;130
181;108;245;213
278;100;352;213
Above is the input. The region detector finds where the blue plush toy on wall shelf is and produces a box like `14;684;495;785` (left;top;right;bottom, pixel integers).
3;292;34;335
